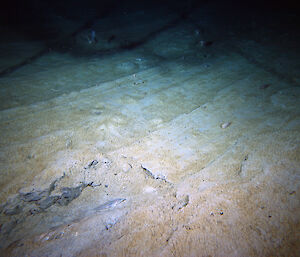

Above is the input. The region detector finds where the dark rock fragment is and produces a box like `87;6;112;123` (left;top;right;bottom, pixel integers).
29;208;41;215
20;190;48;202
260;84;271;90
85;160;99;169
57;185;84;206
37;196;59;210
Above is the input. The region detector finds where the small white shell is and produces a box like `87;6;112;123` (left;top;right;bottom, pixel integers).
122;163;132;173
220;122;232;129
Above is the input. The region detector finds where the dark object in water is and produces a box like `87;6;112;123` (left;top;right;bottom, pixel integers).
108;35;116;42
198;40;213;47
260;84;271;90
204;41;213;47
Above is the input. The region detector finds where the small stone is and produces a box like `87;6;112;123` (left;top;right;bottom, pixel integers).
66;139;72;148
92;110;102;115
220;122;232;129
29;208;40;215
102;158;111;165
85;160;98;169
105;223;113;230
122;163;132;173
27;154;35;159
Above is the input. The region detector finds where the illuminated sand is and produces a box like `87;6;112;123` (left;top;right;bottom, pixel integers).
0;2;299;256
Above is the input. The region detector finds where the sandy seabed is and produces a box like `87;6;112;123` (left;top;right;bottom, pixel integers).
0;2;299;256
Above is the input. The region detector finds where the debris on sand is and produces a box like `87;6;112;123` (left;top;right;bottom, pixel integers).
220;122;232;129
